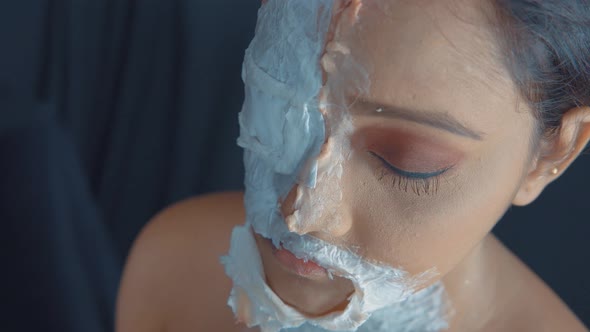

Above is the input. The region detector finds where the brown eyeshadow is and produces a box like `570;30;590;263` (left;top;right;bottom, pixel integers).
352;126;464;173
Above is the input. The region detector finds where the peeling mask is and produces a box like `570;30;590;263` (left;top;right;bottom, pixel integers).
221;0;450;331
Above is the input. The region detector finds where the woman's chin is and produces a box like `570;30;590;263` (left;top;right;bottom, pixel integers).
265;271;352;316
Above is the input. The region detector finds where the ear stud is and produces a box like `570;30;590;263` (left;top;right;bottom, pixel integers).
551;167;559;175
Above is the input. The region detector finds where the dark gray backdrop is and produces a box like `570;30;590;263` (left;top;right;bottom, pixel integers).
0;1;587;331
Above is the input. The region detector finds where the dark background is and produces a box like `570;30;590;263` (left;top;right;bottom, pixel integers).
0;1;587;331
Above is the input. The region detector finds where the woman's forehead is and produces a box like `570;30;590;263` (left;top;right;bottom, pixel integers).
249;0;528;136
345;0;522;134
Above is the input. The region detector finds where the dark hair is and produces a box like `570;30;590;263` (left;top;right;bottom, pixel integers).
492;0;590;141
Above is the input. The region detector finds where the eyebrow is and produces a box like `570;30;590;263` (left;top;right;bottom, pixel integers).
352;99;485;140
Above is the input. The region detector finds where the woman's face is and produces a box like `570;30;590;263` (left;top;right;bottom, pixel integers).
255;0;537;315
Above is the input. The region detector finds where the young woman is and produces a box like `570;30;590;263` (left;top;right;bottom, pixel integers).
116;0;590;331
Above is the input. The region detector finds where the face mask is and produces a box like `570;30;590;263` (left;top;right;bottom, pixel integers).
221;1;450;331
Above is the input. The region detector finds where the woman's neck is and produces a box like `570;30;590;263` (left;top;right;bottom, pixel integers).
441;234;504;331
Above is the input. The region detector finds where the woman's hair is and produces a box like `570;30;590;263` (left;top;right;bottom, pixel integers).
492;0;590;140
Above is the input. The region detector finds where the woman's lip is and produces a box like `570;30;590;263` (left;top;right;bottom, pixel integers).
271;242;329;279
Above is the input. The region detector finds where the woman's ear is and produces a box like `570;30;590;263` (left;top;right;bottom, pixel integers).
513;106;590;206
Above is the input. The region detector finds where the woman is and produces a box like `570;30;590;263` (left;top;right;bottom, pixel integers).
116;0;590;331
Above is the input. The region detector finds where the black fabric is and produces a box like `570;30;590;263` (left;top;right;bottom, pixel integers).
43;0;254;256
1;1;256;331
1;111;119;332
0;1;588;331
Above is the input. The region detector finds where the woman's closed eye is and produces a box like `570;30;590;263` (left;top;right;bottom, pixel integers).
352;125;464;196
368;151;453;196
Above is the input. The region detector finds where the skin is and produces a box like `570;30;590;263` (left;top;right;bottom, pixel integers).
116;0;590;331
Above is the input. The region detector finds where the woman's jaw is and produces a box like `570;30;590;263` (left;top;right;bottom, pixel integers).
255;227;499;328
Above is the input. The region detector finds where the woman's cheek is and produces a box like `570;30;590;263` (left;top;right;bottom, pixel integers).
341;146;482;276
338;150;430;271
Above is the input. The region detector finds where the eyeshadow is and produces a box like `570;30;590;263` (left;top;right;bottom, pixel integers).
353;127;464;173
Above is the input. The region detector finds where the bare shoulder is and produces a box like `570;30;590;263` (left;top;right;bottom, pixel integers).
116;192;248;332
487;236;588;332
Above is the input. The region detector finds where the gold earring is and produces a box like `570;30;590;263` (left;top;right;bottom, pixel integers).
551;167;559;175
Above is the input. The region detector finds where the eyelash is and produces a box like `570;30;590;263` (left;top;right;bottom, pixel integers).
368;151;450;196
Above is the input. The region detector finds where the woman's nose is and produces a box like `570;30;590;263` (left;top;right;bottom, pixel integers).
280;184;353;238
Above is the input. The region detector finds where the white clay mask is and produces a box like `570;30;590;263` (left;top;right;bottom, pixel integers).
221;1;450;331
